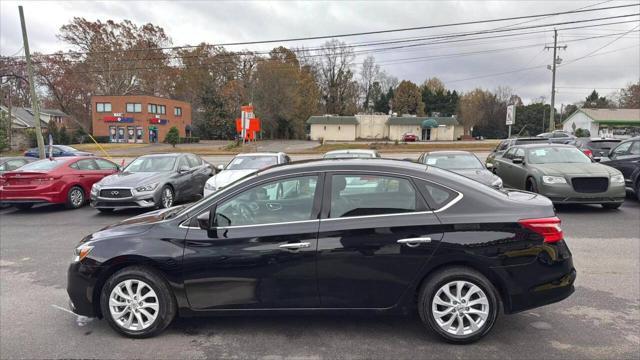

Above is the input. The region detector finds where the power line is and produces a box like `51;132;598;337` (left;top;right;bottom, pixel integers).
561;24;640;66
8;3;639;59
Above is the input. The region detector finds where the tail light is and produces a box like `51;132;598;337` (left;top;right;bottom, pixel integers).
518;217;564;243
582;149;593;158
33;176;59;184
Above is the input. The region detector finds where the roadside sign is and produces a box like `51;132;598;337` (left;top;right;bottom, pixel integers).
506;105;515;125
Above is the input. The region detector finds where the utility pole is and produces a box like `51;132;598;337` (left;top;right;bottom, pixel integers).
545;29;567;132
19;5;45;159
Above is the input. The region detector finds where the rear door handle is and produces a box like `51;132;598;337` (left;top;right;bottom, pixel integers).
397;237;432;248
279;242;310;250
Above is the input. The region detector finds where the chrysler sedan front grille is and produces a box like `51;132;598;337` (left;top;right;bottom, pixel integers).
571;177;609;193
99;189;133;198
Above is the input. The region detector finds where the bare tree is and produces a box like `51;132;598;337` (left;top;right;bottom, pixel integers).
359;56;380;111
316;39;357;115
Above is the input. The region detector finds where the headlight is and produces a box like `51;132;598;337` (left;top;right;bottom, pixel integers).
135;183;158;192
611;174;625;184
91;183;100;194
542;176;567;184
73;244;94;262
204;182;216;191
491;177;503;188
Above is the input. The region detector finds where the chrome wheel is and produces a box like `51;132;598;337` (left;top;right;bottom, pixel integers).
109;279;159;331
69;188;84;207
432;280;489;337
161;187;173;208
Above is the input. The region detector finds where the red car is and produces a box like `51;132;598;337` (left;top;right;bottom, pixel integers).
402;133;418;142
0;156;119;210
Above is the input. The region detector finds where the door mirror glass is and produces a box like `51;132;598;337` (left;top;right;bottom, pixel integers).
485;162;493;169
216;164;225;171
197;211;212;230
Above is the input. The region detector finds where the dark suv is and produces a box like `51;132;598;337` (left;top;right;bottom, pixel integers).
486;137;550;171
601;136;640;200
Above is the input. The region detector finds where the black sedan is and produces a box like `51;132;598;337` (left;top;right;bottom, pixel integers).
601;136;640;200
575;137;621;162
417;150;503;188
68;159;575;343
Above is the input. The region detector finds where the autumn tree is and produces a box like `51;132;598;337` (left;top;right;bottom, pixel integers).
618;82;640;108
458;88;491;135
393;80;425;116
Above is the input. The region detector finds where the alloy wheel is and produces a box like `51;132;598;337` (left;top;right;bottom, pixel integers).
109;279;159;331
432;280;490;337
70;188;84;207
161;188;173;208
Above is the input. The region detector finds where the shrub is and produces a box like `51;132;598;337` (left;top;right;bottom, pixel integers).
164;126;180;147
179;136;200;144
574;128;591;137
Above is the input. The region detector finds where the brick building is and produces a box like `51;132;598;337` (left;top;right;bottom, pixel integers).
91;95;192;144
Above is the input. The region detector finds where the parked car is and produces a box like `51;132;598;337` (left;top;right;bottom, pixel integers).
24;145;94;158
204;152;289;197
402;133;418;142
600;136;640;200
536;131;576;144
417;151;502;188
323;149;381;159
494;144;626;208
0;156;37;174
90;153;213;212
0;157;119;210
485;137;550;170
67;159;575;343
574;138;621;162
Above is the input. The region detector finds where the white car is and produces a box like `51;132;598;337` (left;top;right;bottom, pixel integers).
323;149;381;159
203;152;290;196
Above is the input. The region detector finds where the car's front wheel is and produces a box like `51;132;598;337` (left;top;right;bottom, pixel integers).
418;266;499;344
100;266;176;338
526;178;539;193
157;185;174;209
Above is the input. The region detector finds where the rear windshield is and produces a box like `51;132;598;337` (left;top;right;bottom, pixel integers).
515;138;549;145
18;159;65;171
324;152;374;159
227;156;278;170
588;141;620;150
423;153;483;170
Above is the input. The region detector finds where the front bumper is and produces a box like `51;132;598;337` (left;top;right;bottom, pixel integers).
90;187;159;209
67;260;101;317
538;181;626;204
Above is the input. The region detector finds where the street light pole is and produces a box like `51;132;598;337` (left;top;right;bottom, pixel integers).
19;5;45;159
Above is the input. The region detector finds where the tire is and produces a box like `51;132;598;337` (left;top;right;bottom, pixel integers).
157;185;174;209
636;181;640;202
100;266;176;338
14;204;33;210
66;186;85;209
602;203;622;210
418;266;499;344
526;178;538;193
97;208;114;213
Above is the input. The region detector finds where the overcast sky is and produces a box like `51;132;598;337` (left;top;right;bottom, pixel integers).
1;0;639;108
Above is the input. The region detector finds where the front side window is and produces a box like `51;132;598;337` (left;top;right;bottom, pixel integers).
186;154;201;168
215;176;318;227
503;147;517;160
611;141;632;157
496;141;509;152
329;174;418;218
126;103;142;113
630;141;640;155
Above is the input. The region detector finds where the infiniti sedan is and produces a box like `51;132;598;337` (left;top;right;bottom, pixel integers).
417;151;502;188
90;153;212;212
68;159;575;343
494;144;626;208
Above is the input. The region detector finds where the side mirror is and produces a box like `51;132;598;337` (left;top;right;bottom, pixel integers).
486;162;494;169
197;210;214;230
178;165;190;174
216;164;225;171
512;157;524;164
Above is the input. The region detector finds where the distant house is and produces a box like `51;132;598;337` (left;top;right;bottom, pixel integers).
1;106;75;150
307;114;463;141
562;108;640;137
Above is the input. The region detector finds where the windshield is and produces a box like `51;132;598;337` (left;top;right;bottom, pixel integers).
18;159;65;171
226;156;278;170
324;152;373;159
527;147;591;164
423;154;483;170
124;156;177;172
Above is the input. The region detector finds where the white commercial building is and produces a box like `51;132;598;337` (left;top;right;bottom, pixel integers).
562;108;640;138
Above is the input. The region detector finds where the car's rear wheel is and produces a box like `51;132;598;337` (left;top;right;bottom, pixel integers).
14;204;33;210
157;185;174;209
100;266;176;338
418;266;499;344
66;186;85;209
526;178;539;193
601;203;622;210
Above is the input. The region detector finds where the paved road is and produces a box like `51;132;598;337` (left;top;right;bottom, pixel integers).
0;194;638;359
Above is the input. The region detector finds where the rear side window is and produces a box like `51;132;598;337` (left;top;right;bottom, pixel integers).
329;174;419;218
630;141;640;155
186;154;201;168
415;179;458;211
75;159;99;170
95;159;118;170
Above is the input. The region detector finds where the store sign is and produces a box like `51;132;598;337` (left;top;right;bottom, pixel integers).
104;116;134;123
149;118;168;125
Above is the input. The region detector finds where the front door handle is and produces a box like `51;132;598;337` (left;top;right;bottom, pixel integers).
397;237;432;248
279;242;310;250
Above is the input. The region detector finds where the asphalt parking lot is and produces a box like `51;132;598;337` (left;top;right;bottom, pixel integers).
1;189;638;359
